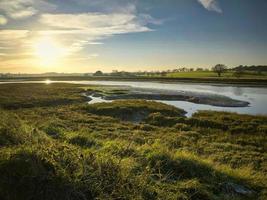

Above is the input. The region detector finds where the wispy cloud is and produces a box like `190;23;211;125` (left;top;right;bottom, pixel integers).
0;1;162;72
0;30;31;61
38;10;161;54
39;12;157;34
0;0;37;19
0;0;56;19
197;0;222;13
0;30;29;40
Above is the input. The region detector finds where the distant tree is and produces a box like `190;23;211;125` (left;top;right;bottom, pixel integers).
93;70;103;76
160;71;167;76
196;68;204;71
180;67;186;72
233;65;267;72
212;64;227;77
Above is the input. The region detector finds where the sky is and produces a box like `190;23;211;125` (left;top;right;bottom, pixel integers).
0;0;267;73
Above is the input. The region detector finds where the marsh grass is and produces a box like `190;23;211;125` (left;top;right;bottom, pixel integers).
0;83;266;199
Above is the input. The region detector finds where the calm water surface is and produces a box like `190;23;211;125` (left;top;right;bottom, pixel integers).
1;80;266;117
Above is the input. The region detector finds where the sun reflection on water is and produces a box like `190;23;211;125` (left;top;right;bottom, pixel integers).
44;79;52;85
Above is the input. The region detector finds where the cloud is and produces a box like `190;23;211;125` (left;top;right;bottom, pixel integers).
88;42;103;45
69;54;99;61
0;0;37;19
38;10;160;54
0;6;160;60
0;2;162;72
0;15;8;25
0;0;56;19
39;12;155;34
197;0;222;13
0;30;29;40
0;30;31;57
73;0;137;13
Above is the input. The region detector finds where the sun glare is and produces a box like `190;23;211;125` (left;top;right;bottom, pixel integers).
44;79;52;84
34;36;66;67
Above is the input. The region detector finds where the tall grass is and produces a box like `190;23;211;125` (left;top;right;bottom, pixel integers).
0;83;266;199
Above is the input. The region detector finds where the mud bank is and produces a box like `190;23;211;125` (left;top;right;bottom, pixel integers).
86;87;249;107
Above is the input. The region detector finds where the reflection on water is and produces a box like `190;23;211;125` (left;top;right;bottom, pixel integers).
1;80;266;117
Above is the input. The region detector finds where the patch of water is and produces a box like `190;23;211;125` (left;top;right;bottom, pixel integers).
1;80;266;116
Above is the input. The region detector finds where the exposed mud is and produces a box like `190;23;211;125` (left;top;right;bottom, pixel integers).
86;87;250;108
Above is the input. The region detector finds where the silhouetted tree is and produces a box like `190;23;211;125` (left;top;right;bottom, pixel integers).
233;65;267;72
212;64;227;77
93;70;103;76
160;71;167;76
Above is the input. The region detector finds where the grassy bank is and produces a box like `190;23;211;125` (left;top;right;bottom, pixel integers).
0;83;266;200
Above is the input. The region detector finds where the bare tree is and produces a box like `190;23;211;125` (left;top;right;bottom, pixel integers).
212;64;227;77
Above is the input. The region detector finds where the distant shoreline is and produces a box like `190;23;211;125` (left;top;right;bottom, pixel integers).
1;76;267;87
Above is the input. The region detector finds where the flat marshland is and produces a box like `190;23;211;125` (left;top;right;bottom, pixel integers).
1;73;267;86
0;83;266;200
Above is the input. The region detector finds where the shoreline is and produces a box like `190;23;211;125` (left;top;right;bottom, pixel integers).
1;76;267;87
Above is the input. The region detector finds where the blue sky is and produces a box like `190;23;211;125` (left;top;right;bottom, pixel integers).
0;0;266;73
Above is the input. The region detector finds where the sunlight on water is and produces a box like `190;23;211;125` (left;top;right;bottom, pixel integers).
44;79;52;85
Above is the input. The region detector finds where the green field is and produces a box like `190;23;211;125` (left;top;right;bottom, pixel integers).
162;71;267;79
167;71;233;78
0;83;267;200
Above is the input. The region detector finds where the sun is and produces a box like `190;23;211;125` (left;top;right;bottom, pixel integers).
33;36;66;67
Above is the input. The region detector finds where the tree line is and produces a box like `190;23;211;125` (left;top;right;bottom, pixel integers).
92;65;267;78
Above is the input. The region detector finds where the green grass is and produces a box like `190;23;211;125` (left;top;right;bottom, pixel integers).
0;83;266;199
84;100;185;122
163;71;267;79
0;83;87;109
167;71;232;78
138;70;267;82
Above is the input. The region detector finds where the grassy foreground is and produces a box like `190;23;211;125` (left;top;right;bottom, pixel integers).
0;83;266;200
